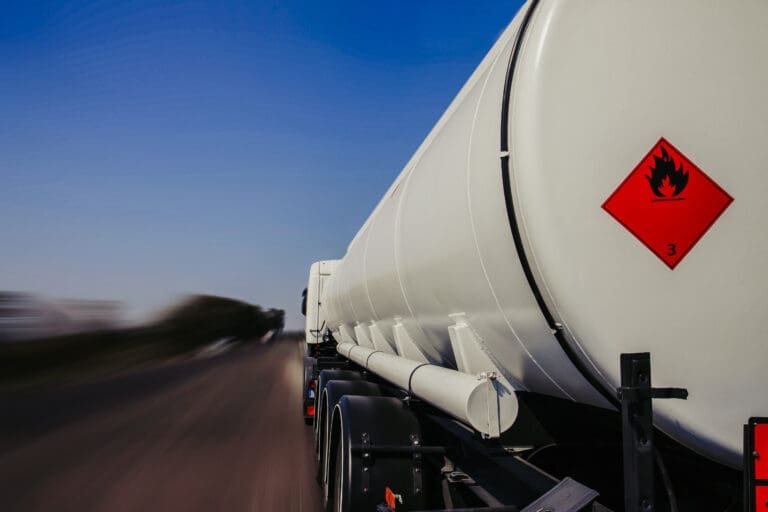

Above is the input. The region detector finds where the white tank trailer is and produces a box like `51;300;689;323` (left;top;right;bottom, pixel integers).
303;1;768;509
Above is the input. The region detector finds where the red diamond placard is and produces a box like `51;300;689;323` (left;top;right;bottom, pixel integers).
602;138;733;269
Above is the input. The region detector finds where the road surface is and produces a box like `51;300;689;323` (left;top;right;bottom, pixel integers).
0;338;323;512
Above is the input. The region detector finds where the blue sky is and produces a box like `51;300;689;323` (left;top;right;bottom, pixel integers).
0;1;524;329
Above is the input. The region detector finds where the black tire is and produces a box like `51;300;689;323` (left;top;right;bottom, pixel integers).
324;396;428;512
322;424;335;511
313;370;364;473
316;401;330;483
331;435;343;512
316;380;381;486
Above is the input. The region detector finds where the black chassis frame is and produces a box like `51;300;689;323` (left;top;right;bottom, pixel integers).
307;340;724;512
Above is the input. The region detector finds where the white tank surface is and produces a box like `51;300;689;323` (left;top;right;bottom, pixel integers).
317;0;768;467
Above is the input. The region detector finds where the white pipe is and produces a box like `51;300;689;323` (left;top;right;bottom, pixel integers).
337;343;518;437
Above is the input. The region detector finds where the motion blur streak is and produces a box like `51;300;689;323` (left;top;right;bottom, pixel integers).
0;338;322;512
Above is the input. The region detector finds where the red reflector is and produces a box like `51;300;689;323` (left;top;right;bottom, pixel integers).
385;487;398;510
306;405;315;417
309;379;316;391
756;423;768;480
746;418;768;511
756;486;768;511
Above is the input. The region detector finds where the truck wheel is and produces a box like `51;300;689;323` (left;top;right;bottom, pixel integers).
324;395;428;512
317;379;380;486
314;370;363;464
331;438;343;512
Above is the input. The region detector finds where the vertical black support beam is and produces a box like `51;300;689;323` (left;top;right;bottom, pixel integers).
621;352;655;512
745;422;753;512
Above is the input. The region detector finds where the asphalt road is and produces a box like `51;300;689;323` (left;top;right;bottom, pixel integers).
0;338;323;512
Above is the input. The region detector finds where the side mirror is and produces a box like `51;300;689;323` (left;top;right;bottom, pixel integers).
301;288;307;316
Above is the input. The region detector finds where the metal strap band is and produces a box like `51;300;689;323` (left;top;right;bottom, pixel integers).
364;350;380;368
407;363;430;396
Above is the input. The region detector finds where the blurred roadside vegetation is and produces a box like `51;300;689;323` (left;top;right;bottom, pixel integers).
0;295;284;389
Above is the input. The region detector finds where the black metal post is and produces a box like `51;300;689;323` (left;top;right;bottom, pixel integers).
620;353;655;512
619;353;687;512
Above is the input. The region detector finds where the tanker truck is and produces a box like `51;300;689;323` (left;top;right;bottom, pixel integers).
300;1;768;510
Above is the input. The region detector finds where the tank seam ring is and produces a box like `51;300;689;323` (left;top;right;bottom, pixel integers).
498;0;619;410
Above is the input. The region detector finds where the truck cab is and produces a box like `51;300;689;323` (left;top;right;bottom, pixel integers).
303;260;338;350
301;260;340;425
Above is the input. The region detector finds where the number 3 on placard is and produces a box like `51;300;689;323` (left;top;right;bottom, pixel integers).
666;243;677;256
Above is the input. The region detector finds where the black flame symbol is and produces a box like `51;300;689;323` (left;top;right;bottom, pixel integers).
646;146;689;197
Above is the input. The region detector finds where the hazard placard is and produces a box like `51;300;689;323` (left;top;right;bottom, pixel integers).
602;138;733;269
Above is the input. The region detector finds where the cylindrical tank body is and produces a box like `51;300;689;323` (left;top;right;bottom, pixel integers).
320;0;768;467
